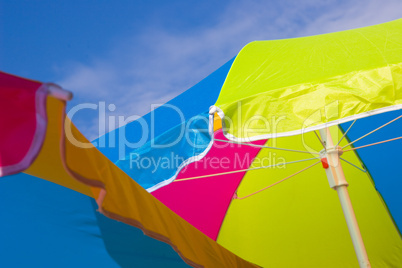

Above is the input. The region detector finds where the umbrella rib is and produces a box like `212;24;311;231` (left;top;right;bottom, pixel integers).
213;138;319;155
174;157;320;182
343;114;402;149
343;136;402;153
314;131;327;150
336;119;356;147
340;158;366;173
235;161;321;200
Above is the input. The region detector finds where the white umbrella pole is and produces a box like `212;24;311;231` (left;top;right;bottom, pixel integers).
318;127;371;268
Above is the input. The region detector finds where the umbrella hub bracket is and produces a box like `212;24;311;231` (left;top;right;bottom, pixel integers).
319;146;347;189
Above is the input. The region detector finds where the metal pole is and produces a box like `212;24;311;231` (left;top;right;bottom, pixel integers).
319;127;371;268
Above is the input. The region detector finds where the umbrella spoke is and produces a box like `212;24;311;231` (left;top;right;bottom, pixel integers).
343;114;402;149
343;136;402;153
213;138;319;154
174;157;320;182
234;161;321;200
314;130;326;150
336;119;356;147
340;158;366;173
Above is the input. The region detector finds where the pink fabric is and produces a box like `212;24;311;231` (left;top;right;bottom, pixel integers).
152;130;266;240
0;72;46;175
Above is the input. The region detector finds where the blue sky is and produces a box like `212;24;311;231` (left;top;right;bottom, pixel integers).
1;0;402;139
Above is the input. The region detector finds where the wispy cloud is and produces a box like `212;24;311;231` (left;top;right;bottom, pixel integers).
58;0;402;140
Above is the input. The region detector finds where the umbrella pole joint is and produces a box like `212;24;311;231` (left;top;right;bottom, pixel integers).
319;128;371;268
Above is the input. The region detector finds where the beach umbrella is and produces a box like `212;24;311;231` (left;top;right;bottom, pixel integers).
106;19;402;267
0;71;256;267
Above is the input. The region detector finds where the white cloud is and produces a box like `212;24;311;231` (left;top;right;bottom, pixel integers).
59;0;402;140
300;0;402;35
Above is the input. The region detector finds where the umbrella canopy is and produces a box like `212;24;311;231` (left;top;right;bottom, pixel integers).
215;18;402;140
